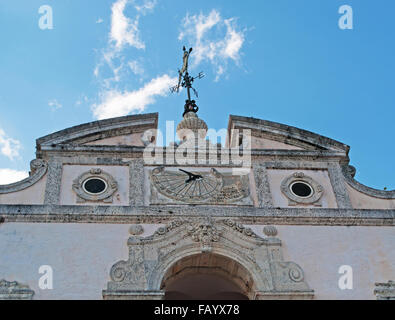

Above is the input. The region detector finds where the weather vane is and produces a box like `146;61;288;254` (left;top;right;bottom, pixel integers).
170;46;205;117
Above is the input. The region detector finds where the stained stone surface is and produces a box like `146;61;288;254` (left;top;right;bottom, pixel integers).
0;113;394;300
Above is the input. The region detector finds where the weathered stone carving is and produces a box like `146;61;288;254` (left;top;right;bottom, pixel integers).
223;219;258;238
150;166;251;205
186;218;223;252
0;279;34;300
103;218;314;300
44;159;62;204
252;163;273;208
129;159;145;206
0;159;48;194
129;225;144;236
72;169;118;203
281;172;324;206
263;225;278;237
374;281;395;300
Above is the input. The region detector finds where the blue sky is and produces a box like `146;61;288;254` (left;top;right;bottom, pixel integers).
0;0;394;190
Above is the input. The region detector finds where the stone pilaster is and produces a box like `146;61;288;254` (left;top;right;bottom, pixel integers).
129;159;145;206
44;159;63;205
253;162;273;208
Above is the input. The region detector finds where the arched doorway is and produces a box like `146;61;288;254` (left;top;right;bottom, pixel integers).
161;253;253;300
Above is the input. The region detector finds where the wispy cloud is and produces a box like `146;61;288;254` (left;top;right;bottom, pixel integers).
92;74;177;120
128;60;144;75
48;99;62;111
96;18;104;24
94;0;157;86
92;0;177;120
135;0;156;13
110;0;145;50
0;129;21;160
179;9;246;81
0;168;28;185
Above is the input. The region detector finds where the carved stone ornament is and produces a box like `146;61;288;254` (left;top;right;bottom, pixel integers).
263;226;278;237
72;169;118;203
280;172;324;206
150;166;251;205
186;219;223;252
374;281;395;300
103;218;314;300
129;225;144;236
0;279;35;300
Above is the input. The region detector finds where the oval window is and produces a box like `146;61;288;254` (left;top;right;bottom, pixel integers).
83;178;107;195
290;181;313;198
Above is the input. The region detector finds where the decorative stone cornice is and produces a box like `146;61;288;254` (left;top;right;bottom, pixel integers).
342;165;395;199
0;279;34;300
1;205;394;226
0;159;48;194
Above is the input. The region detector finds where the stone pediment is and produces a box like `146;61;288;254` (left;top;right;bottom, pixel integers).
228;115;350;153
36;113;158;150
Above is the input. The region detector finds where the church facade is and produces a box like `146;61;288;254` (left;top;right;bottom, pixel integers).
0;110;394;300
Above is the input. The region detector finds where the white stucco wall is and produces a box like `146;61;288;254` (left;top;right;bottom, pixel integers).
0;223;161;300
346;185;395;209
0;223;393;300
249;225;395;300
0;175;47;205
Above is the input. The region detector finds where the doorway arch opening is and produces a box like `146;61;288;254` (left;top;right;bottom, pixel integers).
161;253;255;300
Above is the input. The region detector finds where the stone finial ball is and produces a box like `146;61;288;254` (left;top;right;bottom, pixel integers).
263;226;278;237
129;225;144;236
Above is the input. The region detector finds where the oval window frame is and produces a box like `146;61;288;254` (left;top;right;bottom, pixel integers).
82;177;108;196
72;168;118;203
280;172;324;206
290;181;314;199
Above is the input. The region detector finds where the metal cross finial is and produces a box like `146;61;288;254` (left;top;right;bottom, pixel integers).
170;46;205;117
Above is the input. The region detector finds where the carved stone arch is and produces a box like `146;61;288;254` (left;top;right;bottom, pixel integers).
157;251;262;300
103;218;314;300
146;220;272;295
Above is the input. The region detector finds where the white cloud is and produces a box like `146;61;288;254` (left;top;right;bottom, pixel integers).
94;0;157;87
92;0;166;120
135;0;156;13
48;99;62;111
179;10;245;80
0;168;28;185
96;18;104;24
110;0;145;50
92;74;177;120
128;60;144;75
0;129;21;160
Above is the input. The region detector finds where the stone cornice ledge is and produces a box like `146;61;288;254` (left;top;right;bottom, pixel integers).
0;205;393;226
0;160;47;194
342;165;395;199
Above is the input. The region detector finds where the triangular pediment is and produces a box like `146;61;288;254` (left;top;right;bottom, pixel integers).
36;113;158;149
228;115;349;153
